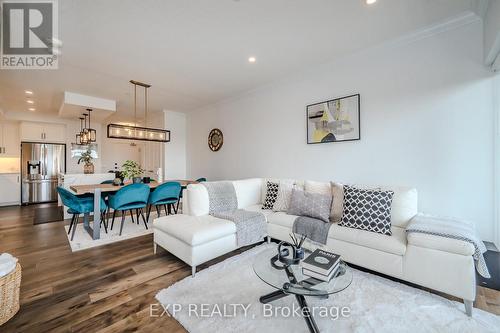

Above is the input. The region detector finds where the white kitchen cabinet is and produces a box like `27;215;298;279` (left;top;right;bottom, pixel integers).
20;122;66;143
43;123;66;143
0;173;21;206
20;122;44;141
0;122;20;156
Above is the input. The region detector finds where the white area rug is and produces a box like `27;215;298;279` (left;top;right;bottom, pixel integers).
156;244;500;333
64;215;153;252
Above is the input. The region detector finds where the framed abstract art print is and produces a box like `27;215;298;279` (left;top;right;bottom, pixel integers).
306;94;360;144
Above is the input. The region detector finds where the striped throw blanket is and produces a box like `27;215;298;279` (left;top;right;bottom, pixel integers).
406;214;490;278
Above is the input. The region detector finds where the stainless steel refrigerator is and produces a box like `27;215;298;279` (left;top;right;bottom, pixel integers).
21;142;66;204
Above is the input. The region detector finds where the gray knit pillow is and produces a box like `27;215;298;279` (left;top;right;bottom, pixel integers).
287;189;332;223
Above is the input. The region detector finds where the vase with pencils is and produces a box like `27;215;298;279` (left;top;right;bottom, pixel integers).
290;233;306;260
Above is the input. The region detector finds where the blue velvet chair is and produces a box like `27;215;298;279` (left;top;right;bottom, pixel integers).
100;179;117;223
108;183;150;235
176;178;206;212
57;187;108;241
147;182;181;221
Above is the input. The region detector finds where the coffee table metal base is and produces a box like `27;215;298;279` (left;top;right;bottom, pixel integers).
259;290;321;333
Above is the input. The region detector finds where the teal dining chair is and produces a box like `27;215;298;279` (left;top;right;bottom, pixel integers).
100;179;117;223
57;187;108;241
176;178;207;212
147;182;181;221
108;183;150;236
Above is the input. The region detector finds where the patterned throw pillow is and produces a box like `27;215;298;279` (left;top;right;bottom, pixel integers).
262;181;279;210
287;189;332;223
272;182;295;212
340;185;394;235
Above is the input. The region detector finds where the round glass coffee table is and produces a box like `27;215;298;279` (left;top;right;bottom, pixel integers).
253;247;353;333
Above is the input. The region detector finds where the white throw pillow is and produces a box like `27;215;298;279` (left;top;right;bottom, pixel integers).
272;182;295;212
305;180;332;196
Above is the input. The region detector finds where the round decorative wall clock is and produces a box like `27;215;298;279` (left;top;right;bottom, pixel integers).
208;128;223;152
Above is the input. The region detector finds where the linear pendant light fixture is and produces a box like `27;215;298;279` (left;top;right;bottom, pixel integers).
107;80;170;143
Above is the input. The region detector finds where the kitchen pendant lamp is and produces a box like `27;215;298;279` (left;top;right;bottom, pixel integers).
84;108;97;142
72;115;99;158
76;117;85;144
81;113;90;144
107;80;170;143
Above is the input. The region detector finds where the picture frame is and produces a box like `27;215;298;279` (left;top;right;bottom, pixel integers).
306;94;360;144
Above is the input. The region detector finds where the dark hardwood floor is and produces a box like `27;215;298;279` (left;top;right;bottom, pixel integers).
0;204;499;332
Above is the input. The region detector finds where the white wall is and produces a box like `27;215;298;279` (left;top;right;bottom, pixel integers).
187;21;497;241
164;110;186;180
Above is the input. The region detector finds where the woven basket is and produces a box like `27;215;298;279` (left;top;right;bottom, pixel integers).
0;263;21;326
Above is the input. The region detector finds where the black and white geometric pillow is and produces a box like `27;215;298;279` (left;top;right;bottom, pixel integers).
262;181;279;210
339;185;394;236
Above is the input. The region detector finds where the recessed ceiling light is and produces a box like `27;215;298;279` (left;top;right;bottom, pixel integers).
25;90;33;95
27;100;34;104
248;56;256;63
366;0;377;4
28;108;36;111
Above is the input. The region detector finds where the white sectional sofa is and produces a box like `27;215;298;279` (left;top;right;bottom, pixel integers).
153;178;477;315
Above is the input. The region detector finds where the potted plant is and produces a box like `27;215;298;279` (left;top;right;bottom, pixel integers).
121;160;144;183
77;149;94;174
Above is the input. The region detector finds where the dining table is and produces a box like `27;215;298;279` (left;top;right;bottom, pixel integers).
69;180;198;240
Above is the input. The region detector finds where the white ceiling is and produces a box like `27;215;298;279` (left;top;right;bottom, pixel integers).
0;0;484;122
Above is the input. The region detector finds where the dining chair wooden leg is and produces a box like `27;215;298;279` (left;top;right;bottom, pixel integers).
167;204;172;215
139;208;148;230
111;210;117;230
155;205;161;217
136;209;140;224
68;214;76;235
173;203;178;214
176;199;181;213
164;205;168;216
119;211;126;236
70;214;79;241
130;210;135;224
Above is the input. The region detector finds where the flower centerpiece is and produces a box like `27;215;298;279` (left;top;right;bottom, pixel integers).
77;149;94;174
121;160;144;184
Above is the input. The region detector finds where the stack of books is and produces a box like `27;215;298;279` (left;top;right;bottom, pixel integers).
301;249;341;282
